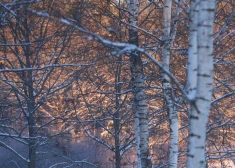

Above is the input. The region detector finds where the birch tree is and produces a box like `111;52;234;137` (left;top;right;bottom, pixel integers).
187;0;216;167
161;0;181;167
127;0;152;167
186;0;199;97
3;0;235;167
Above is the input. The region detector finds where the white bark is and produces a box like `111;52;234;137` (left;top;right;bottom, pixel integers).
134;111;141;168
187;0;216;167
127;1;141;166
187;0;199;99
127;0;152;167
162;1;178;167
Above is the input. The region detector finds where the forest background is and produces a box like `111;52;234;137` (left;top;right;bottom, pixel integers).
0;0;234;168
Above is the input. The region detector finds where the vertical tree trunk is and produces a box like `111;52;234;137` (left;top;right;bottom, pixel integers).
187;0;216;167
27;67;37;168
114;118;121;168
162;1;178;167
114;56;122;168
127;0;152;167
187;0;199;98
28;111;37;168
24;18;37;167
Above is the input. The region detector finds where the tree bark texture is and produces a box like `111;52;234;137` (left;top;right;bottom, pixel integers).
127;0;152;167
162;1;178;167
187;0;216;167
187;0;199;99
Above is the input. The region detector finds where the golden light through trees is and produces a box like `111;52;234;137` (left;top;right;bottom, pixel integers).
0;0;234;167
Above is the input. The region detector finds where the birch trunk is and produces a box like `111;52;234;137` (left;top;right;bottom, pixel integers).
127;0;152;167
187;0;199;98
162;1;178;167
187;0;216;167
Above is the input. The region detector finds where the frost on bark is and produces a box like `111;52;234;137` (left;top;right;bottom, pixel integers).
187;0;216;167
127;0;152;167
162;0;178;167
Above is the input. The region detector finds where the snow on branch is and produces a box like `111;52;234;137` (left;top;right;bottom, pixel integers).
0;141;29;163
26;7;190;103
0;63;94;73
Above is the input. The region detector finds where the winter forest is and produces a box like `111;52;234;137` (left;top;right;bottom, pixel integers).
0;0;234;168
